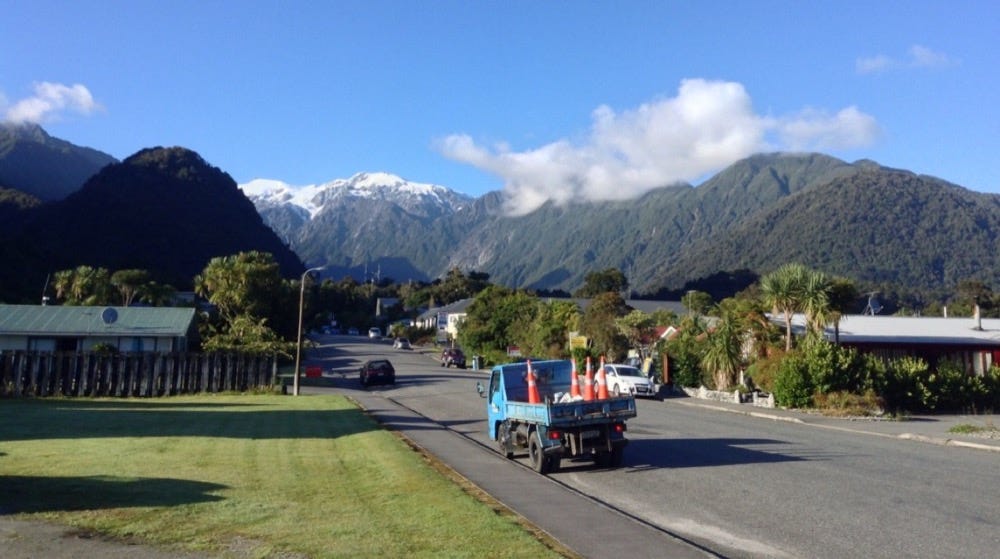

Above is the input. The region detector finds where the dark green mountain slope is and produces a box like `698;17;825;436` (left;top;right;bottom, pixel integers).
661;169;1000;291
1;147;303;301
0;123;116;201
447;153;858;292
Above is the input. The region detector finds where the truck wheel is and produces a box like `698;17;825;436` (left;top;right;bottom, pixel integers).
608;446;625;467
497;422;514;459
594;451;610;467
528;432;550;474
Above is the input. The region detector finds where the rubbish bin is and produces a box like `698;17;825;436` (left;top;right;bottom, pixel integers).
472;355;481;370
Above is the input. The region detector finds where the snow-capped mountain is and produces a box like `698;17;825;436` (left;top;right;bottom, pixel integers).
238;172;478;283
239;172;473;221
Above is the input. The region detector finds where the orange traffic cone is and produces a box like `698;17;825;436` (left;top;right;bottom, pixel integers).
583;357;595;401
526;360;541;404
569;358;582;398
596;357;609;399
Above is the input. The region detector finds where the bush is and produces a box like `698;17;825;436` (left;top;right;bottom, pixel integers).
978;367;1000;412
744;350;785;394
879;356;930;413
665;331;706;388
772;352;814;408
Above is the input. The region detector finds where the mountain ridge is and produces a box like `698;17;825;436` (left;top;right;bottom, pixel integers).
3;124;999;305
0;122;117;201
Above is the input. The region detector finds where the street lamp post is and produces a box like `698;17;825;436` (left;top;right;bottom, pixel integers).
293;266;326;396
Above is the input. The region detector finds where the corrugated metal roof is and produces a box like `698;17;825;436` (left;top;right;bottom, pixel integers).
780;313;1000;346
0;305;196;337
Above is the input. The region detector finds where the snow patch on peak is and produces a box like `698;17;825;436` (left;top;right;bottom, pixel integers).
239;172;473;220
240;178;325;218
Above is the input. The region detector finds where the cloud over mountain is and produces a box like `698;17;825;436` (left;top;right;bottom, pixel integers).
439;79;879;215
2;82;102;124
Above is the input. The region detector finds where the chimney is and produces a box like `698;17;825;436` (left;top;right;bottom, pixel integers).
974;304;983;331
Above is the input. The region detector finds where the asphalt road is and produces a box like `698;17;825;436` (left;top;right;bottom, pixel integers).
305;335;1000;559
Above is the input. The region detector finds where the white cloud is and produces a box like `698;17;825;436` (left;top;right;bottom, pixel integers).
777;106;881;151
908;45;954;68
438;79;880;215
3;82;102;124
856;45;956;75
856;54;894;75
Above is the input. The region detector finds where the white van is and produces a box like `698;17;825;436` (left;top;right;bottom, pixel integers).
368;327;382;339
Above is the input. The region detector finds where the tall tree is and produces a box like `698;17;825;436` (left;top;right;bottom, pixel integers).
701;313;743;390
616;310;656;354
194;251;283;322
574;268;628;298
760;263;809;351
111;269;150;306
760;263;834;350
801;269;831;334
580;292;630;361
681;290;714;316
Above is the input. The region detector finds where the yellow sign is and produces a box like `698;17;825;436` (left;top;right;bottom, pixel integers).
569;335;590;349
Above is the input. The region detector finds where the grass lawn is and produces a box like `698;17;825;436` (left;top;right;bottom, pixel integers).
0;394;567;558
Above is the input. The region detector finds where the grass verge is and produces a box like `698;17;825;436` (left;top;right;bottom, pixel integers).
0;394;566;558
948;420;999;435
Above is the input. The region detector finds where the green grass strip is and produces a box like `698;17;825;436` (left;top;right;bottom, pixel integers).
0;395;566;558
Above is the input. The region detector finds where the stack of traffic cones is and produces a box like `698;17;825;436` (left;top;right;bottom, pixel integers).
526;360;541;404
569;358;582;399
596;356;609;399
583;356;595;401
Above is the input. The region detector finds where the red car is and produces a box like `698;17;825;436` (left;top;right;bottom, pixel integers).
440;348;466;369
359;359;395;387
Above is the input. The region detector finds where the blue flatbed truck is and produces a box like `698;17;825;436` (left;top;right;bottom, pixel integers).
476;359;637;474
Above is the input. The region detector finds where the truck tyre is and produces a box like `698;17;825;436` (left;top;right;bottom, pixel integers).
608;445;624;467
528;431;550;474
497;422;514;460
595;446;624;468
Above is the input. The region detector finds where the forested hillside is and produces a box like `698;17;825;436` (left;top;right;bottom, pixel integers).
0;147;303;302
661;169;1000;293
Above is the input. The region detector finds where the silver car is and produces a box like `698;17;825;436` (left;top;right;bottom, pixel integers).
602;364;657;398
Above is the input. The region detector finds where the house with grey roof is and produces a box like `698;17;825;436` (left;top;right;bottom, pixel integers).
783;313;1000;375
0;304;198;353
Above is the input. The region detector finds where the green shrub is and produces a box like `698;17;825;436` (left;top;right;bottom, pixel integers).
665;330;706;388
773;352;814;408
744;350;785;394
881;356;931;413
979;367;1000;411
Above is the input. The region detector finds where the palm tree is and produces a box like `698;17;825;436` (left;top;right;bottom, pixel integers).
801;269;831;334
760;264;837;350
701;313;743;390
760;263;808;351
52;270;74;302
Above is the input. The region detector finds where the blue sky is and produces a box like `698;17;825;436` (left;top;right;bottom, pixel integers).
2;1;997;213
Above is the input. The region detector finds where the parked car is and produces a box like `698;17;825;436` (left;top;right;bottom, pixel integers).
368;327;382;339
440;347;466;369
393;337;411;350
359;359;395;387
347;327;359;336
602;363;657;398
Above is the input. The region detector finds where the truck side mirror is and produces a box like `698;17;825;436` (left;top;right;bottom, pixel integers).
475;381;486;397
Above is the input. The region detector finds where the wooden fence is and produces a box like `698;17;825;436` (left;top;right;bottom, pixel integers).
0;350;278;398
